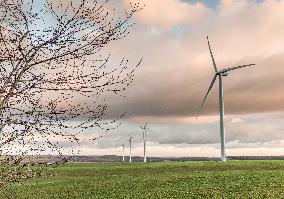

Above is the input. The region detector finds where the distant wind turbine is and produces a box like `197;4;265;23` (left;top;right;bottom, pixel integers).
140;123;149;163
197;36;255;162
129;136;133;163
122;144;125;162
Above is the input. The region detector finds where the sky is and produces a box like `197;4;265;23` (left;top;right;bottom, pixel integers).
11;0;284;157
81;0;284;158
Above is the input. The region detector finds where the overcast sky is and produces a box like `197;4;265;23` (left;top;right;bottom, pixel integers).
48;0;284;157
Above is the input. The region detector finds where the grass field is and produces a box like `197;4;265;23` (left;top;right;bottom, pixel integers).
1;160;284;199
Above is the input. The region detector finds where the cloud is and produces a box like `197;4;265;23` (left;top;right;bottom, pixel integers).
103;0;284;119
126;0;211;29
76;112;283;149
22;0;284;154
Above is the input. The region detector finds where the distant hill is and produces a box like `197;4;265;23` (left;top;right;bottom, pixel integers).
69;155;284;163
19;155;284;164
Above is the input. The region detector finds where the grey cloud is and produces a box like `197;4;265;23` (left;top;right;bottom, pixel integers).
106;51;284;119
96;0;284;119
87;112;284;149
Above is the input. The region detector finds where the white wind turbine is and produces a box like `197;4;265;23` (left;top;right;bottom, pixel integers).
129;136;133;163
197;36;255;162
140;123;149;163
122;144;125;162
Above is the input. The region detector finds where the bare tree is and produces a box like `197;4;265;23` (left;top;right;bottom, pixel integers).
0;0;143;187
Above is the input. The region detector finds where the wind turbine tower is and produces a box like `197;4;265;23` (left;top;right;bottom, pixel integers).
129;136;133;163
122;144;125;162
197;36;255;162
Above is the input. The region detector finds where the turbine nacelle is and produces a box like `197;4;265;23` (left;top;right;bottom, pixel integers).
219;72;228;77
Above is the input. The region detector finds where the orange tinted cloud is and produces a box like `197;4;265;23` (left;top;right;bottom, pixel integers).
122;0;211;28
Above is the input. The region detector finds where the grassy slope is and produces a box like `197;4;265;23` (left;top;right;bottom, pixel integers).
1;160;284;199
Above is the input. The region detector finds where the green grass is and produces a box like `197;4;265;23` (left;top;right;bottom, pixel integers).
1;160;284;199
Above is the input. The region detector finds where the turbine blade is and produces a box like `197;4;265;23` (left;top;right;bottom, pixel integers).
207;36;218;73
196;74;218;119
220;64;255;73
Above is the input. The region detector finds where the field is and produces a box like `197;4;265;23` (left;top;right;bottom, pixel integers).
1;160;284;199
